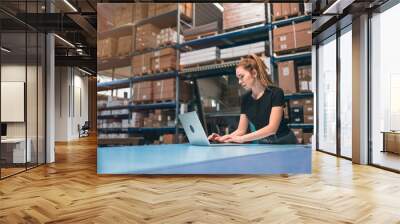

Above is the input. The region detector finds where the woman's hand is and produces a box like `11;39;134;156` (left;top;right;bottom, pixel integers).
223;135;246;143
208;133;221;142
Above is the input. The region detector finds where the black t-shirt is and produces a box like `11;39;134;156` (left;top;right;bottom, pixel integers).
240;86;290;138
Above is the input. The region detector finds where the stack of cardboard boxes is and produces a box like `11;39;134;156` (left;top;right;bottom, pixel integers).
112;5;134;27
143;109;175;128
132;81;153;103
277;61;312;94
157;28;184;46
277;61;297;94
272;3;300;20
132;79;192;103
152;79;191;102
110;4;192;29
135;24;161;51
148;3;192;19
273;21;311;53
151;48;177;72
222;3;266;30
132;52;152;75
297;65;312;92
289;97;313;125
132;48;177;76
131;112;144;128
97;38;117;59
116;36;132;56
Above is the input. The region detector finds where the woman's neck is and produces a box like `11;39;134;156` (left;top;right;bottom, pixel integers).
251;82;266;100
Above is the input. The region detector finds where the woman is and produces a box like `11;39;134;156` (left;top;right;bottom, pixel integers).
208;54;297;144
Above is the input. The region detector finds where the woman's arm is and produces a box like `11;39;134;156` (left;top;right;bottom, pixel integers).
230;114;248;136
216;114;248;141
226;106;282;143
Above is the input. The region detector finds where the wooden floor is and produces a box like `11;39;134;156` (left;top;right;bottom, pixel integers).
1;136;400;223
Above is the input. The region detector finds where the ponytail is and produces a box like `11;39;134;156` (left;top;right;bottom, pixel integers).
237;54;274;87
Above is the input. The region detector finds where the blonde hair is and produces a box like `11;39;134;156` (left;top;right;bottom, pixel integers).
237;54;273;87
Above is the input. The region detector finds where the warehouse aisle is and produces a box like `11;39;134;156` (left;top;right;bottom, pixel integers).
1;139;400;223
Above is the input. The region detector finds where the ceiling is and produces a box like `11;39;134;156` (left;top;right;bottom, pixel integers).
0;0;97;74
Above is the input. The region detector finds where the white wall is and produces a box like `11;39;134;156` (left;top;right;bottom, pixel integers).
55;67;89;141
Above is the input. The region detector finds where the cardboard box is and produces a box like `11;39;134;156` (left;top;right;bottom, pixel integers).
303;104;314;115
272;3;282;19
132;81;153;102
304;115;314;124
289;99;303;108
98;38;117;58
290;3;300;16
152;79;191;102
113;5;133;27
273;25;295;52
151;48;177;72
303;98;313;106
116;36;132;56
223;3;265;30
134;3;148;21
294;21;312;49
135;24;160;51
282;3;291;17
291;106;304;124
278;60;297;93
273;21;311;53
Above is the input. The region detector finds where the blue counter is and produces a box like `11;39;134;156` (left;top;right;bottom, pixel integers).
97;144;311;174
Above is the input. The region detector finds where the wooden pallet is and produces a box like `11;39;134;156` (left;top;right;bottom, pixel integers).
150;67;175;74
184;31;218;41
132;99;153;104
223;21;266;33
158;41;177;48
153;99;176;104
272;13;303;22
274;46;311;56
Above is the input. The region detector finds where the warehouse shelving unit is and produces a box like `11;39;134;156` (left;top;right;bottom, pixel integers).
177;4;313;138
97;3;313;145
97;4;194;145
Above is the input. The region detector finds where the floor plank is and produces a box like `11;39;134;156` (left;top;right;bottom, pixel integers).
1;136;400;223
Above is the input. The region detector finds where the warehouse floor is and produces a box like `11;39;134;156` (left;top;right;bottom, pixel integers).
1;137;400;223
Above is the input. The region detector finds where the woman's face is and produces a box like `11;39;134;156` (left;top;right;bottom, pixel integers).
236;66;256;90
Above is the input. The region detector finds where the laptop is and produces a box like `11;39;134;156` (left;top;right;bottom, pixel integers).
178;111;247;146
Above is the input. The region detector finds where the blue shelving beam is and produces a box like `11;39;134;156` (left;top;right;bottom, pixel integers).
97;71;178;91
97;114;130;119
179;24;270;50
272;51;312;63
288;124;313;130
98;101;177;111
271;15;312;27
284;92;313;100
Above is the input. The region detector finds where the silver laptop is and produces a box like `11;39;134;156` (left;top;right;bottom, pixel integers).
179;111;246;146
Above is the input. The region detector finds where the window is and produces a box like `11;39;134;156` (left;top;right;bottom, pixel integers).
339;26;352;158
317;35;337;154
371;3;400;171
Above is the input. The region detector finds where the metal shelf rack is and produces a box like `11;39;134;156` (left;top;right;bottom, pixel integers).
98;101;177;111
97;4;193;143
